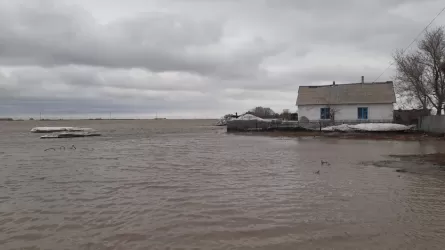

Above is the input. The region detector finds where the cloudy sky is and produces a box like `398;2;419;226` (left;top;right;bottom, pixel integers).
0;0;444;119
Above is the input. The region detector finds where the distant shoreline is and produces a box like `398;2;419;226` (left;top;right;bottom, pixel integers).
0;118;218;121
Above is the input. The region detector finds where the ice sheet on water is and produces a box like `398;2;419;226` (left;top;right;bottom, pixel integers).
30;127;94;133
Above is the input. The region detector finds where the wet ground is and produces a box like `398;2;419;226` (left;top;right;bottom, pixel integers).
1;120;445;249
236;130;445;141
363;153;445;176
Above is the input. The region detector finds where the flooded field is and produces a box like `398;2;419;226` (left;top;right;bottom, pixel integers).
1;120;445;249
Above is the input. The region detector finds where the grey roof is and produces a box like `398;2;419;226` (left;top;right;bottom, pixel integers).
296;81;396;105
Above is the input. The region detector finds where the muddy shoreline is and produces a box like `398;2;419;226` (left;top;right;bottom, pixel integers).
362;153;445;175
229;130;445;175
229;130;445;141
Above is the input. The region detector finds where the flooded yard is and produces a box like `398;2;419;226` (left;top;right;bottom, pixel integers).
1;120;445;249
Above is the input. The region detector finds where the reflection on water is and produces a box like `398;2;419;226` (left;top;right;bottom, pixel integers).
1;120;445;249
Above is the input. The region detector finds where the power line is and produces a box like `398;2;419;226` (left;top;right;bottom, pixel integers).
372;4;445;83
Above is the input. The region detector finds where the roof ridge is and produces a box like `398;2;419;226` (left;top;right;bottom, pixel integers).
299;81;393;88
296;81;396;105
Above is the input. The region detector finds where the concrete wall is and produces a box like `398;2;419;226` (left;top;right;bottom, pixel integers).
227;119;392;132
298;103;394;122
227;119;275;132
419;115;445;133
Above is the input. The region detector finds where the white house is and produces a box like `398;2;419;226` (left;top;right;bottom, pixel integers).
296;79;396;122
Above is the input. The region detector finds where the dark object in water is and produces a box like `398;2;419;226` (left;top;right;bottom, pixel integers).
40;132;101;139
70;145;76;150
44;148;56;151
314;170;320;174
396;169;407;173
321;160;331;166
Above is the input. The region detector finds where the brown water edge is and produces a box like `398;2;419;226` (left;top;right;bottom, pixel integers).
230;130;445;141
362;153;445;175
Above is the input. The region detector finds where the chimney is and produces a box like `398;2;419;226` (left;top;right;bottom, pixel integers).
333;81;335;85
361;76;364;84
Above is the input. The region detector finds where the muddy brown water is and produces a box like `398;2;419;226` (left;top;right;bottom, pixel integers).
1;120;445;249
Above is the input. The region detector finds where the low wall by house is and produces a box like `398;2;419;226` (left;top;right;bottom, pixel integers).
227;119;280;132
419;116;445;134
227;119;394;132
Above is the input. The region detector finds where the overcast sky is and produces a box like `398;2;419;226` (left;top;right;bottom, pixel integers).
0;0;444;119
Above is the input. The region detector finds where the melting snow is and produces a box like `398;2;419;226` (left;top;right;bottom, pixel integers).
322;123;415;132
216;116;234;126
235;114;264;121
321;124;351;132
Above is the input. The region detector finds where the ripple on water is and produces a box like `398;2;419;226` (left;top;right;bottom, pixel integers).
1;120;445;249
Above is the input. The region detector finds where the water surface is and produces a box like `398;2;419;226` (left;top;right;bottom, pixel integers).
1;120;445;249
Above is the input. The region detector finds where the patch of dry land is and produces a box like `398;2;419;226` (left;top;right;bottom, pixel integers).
362;153;445;175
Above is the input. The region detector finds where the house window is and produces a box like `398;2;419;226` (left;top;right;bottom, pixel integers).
358;107;368;119
320;108;331;119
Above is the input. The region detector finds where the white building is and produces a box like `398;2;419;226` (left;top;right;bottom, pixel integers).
296;79;396;122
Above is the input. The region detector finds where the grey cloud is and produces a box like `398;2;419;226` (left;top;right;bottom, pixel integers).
164;0;439;55
267;0;418;10
0;0;444;117
0;66;228;116
0;0;280;79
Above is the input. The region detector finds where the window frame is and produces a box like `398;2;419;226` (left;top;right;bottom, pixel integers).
357;107;368;120
320;107;331;120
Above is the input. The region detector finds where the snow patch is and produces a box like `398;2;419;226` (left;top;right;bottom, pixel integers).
235;114;264;121
349;123;415;131
216;116;234;126
321;124;352;132
322;123;415;132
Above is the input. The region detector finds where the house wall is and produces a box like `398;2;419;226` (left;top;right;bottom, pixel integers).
298;103;394;121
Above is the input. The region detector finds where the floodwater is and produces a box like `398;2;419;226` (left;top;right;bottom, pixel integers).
1;120;445;250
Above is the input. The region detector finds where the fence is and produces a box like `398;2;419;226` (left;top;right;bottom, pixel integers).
418;116;445;134
227;119;393;132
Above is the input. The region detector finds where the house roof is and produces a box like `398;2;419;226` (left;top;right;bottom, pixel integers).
296;81;396;105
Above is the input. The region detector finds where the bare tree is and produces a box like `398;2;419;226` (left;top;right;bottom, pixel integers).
329;105;340;122
318;93;341;122
394;50;429;110
305;97;340;122
394;26;445;115
246;106;277;119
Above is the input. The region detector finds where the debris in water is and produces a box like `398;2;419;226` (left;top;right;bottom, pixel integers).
40;132;101;139
321;160;330;166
